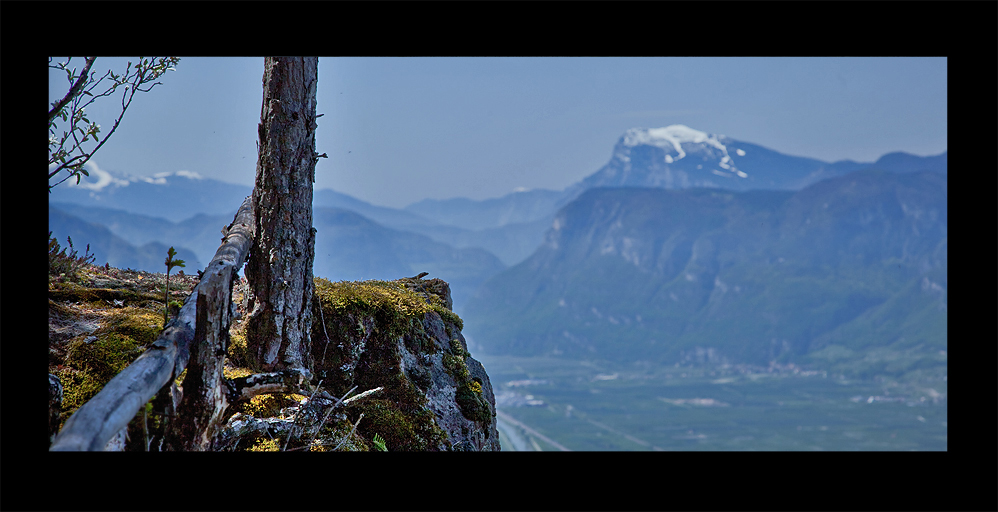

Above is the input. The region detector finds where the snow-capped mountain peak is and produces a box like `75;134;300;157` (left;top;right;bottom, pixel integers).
624;124;718;149
574;124;941;195
612;125;748;181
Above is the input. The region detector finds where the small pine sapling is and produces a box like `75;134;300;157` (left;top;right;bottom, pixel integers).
163;247;186;326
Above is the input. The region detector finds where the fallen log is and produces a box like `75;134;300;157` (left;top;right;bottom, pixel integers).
50;196;255;451
211;386;383;451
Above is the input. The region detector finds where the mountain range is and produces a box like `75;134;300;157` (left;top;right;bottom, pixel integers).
570;125;946;194
47;200;503;316
463;169;947;381
48;125;946;379
48;204;204;274
402;125;946;264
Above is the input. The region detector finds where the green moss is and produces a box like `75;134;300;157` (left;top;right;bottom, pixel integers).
57;367;105;414
53;300;173;444
107;309;163;345
319;420;369;451
314;277;433;321
443;353;470;380
434;305;463;331
313;277;462;346
442;336;492;425
442;338;492;425
223;365;254;380
66;332;142;382
455;379;491;424
312;277;440;389
48;283;162;309
58;328;147;432
449;338;469;357
355;399;448;451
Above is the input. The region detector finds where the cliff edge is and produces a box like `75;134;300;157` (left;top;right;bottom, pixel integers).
48;259;500;451
302;275;500;451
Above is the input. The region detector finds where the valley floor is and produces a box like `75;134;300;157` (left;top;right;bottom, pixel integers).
478;354;947;451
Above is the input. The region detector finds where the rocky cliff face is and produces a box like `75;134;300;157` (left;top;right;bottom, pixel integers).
306;275;500;451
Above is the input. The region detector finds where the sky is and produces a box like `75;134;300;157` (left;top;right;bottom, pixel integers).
48;57;947;209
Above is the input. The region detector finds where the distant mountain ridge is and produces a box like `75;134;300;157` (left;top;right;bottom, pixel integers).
48;205;203;273
405;189;567;231
566;125;945;195
47;199;504;316
48;129;945;270
50;128;947;229
310;207;506;316
48;169;543;267
463;169;947;381
404;125;946;265
48;169;254;223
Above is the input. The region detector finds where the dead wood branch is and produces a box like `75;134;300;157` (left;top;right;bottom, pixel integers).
215;385;384;452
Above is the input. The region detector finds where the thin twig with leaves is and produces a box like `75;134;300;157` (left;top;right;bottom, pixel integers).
48;56;180;190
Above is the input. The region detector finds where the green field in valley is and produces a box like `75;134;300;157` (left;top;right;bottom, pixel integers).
478;354;947;451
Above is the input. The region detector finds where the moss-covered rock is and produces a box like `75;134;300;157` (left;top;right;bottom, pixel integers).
312;276;500;451
48;261;500;451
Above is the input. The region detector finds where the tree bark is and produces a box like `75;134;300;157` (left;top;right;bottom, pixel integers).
245;57;319;375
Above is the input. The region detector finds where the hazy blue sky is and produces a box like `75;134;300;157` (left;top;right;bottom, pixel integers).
49;57;947;209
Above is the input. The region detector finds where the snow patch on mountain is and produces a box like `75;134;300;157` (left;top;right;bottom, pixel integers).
142;169;204;185
58;161;206;191
624;125;724;157
621;125;747;178
56;161;131;191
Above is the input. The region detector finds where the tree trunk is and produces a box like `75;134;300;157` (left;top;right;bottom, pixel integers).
245;57;319;375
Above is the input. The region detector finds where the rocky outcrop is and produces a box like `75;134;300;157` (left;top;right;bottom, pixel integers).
48;260;499;451
307;275;500;451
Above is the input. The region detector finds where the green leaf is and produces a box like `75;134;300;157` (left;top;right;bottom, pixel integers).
165;246;185;271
